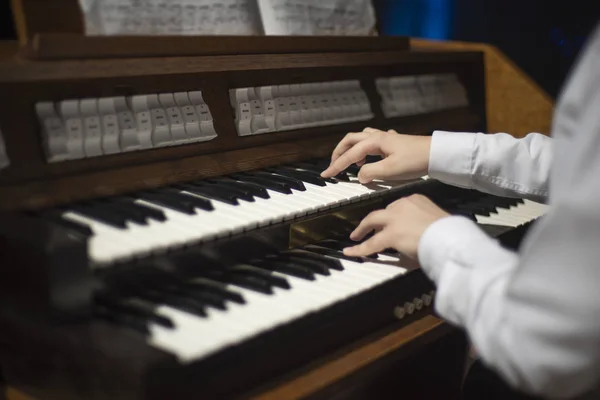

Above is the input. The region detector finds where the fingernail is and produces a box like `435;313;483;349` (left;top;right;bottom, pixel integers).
343;247;354;255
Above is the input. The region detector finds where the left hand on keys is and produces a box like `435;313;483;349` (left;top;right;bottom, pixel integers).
344;194;450;259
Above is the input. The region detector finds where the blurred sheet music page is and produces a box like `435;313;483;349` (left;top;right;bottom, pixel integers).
78;0;262;35
257;0;375;35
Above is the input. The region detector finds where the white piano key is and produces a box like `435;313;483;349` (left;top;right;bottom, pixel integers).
178;191;259;232
62;211;137;263
134;199;220;240
148;253;408;363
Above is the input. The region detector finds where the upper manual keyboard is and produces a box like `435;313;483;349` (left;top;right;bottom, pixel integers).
37;159;413;266
33;158;547;268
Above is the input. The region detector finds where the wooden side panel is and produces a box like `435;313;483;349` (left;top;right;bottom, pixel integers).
250;316;451;399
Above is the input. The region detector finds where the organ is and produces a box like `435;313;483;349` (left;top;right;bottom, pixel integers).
0;2;547;399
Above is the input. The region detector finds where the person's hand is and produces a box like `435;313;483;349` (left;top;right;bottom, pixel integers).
320;128;432;183
344;194;450;259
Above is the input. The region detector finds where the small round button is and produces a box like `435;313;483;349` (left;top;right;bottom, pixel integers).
393;306;406;320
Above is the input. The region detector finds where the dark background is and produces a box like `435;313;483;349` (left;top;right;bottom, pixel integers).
1;1;599;98
375;0;600;98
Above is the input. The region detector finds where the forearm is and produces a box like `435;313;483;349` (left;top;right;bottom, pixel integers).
428;131;553;202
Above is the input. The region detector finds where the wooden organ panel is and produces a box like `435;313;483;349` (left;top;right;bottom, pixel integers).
0;30;505;400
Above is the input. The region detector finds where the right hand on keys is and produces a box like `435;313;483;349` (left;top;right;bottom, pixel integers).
320;128;432;183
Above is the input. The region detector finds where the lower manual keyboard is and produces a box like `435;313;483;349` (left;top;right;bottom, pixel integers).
95;241;418;364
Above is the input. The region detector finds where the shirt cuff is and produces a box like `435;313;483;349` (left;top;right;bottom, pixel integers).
418;215;518;326
417;215;480;282
429;130;477;188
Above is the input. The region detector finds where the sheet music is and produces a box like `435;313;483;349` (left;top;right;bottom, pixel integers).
256;0;376;36
79;0;262;35
0;128;9;170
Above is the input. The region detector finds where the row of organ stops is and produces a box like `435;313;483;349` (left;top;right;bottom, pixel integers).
35;91;217;162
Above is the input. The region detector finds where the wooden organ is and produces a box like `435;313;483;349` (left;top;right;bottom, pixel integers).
0;2;547;399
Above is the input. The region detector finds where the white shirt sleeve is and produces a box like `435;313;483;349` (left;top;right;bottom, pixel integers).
417;37;600;398
428;130;553;203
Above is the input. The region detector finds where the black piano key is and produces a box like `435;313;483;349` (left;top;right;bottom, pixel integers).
303;245;364;263
214;237;282;264
250;171;306;191
342;238;400;258
110;197;167;222
177;286;228;310
105;272;207;317
39;211;94;236
451;210;477;222
268;167;328;187
160;284;228;311
308;159;351;182
312;155;360;181
303;161;351;182
280;249;345;271
70;204;128;229
177;183;239;206
135;192;197;215
158;188;216;211
94;305;150;335
95;294;174;328
131;267;227;310
140;289;208;317
291;162;329;175
482;196;519;209
197;268;274;295
92;200;149;225
203;180;255;202
454;203;493;215
214;178;270;199
316;239;378;260
231;264;291;289
230;173;293;194
345;164;361;176
277;257;331;276
186;279;246;304
253;260;316;281
285;165;339;184
302;161;350;182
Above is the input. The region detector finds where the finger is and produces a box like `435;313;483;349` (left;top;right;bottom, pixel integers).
330;131;371;163
363;127;381;133
344;231;389;257
322;139;382;178
356;158;366;167
349;210;389;241
321;132;371;178
357;156;396;183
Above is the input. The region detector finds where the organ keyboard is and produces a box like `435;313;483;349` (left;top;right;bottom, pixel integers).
0;17;545;399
